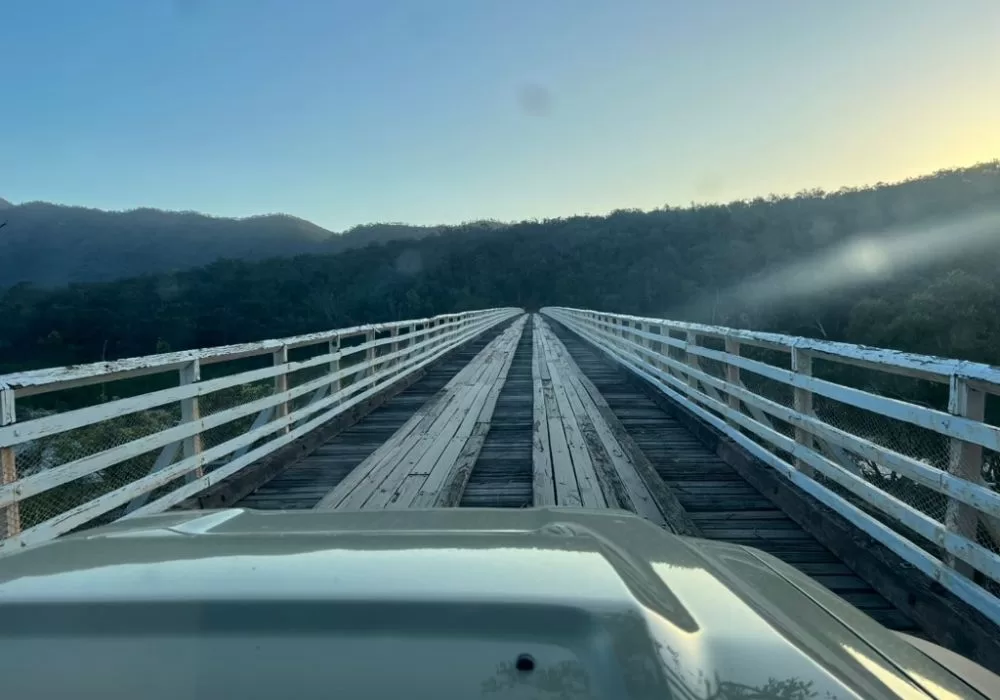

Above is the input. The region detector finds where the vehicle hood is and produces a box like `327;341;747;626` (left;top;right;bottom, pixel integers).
0;507;985;699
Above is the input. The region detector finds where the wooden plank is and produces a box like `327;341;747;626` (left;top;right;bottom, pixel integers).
322;355;494;510
538;328;616;504
315;316;524;511
540;366;581;507
385;317;526;508
538;319;699;533
429;422;490;507
385;473;429;509
367;375;495;509
538;329;605;508
531;318;556;506
418;317;527;507
311;322;510;511
543;378;579;504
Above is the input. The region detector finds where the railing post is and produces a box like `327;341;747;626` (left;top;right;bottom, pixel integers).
683;331;699;392
329;336;341;402
946;375;985;577
365;329;376;376
179;360;204;478
1;385;20;538
791;347;815;477
638;321;650;355
724;338;741;427
389;327;399;370
272;346;289;433
651;324;668;374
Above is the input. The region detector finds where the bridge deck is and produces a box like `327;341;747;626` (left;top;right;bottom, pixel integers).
548;319;918;632
312;317;526;510
235;323;511;511
232;313;917;633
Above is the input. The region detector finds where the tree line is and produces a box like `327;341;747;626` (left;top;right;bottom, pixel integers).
2;162;999;378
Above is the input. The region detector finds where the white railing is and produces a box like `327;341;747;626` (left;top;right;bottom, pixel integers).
0;308;522;551
543;306;1000;626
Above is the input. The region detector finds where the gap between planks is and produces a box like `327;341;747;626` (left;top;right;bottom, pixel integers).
314;315;527;511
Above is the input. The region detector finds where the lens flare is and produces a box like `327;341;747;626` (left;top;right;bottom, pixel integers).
677;208;1000;320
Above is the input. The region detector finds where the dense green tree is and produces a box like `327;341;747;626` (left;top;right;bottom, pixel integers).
2;161;1000;376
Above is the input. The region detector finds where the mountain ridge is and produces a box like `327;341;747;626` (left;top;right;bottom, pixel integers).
0;200;446;287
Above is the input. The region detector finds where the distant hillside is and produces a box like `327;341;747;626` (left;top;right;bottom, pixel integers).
0;202;442;286
4;161;1000;380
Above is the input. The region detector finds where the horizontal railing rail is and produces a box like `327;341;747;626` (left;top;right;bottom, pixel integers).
0;308;522;551
543;306;1000;627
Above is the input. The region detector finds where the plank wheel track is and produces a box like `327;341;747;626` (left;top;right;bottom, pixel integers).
460;317;534;507
234;323;511;511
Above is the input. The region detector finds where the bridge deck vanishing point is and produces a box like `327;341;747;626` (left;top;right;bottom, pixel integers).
4;307;1000;671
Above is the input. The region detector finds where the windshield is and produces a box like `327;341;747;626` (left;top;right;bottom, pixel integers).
2;2;999;696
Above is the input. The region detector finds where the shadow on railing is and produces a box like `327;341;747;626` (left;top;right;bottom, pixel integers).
543;306;1000;626
0;308;522;551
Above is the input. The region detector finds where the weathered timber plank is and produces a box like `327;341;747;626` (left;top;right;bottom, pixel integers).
376;371;496;508
385;473;429;510
539;329;626;512
534;322;581;507
342;345;499;510
421;317;527;507
430;422;490;507
313;330;499;510
186;363;427;509
531;318;556;506
231;324;508;512
538;329;605;508
317;315;525;511
537;318;698;534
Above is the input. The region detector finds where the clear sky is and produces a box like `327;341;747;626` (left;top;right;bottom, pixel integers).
2;1;998;231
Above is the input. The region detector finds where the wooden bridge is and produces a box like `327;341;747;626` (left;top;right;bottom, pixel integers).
3;307;1000;671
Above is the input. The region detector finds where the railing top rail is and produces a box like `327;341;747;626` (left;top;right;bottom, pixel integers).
2;308;520;397
545;306;1000;388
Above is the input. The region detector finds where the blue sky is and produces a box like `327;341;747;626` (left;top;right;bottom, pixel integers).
2;1;997;231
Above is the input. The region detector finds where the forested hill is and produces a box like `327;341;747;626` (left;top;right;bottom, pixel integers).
2;161;1000;374
0;201;443;286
